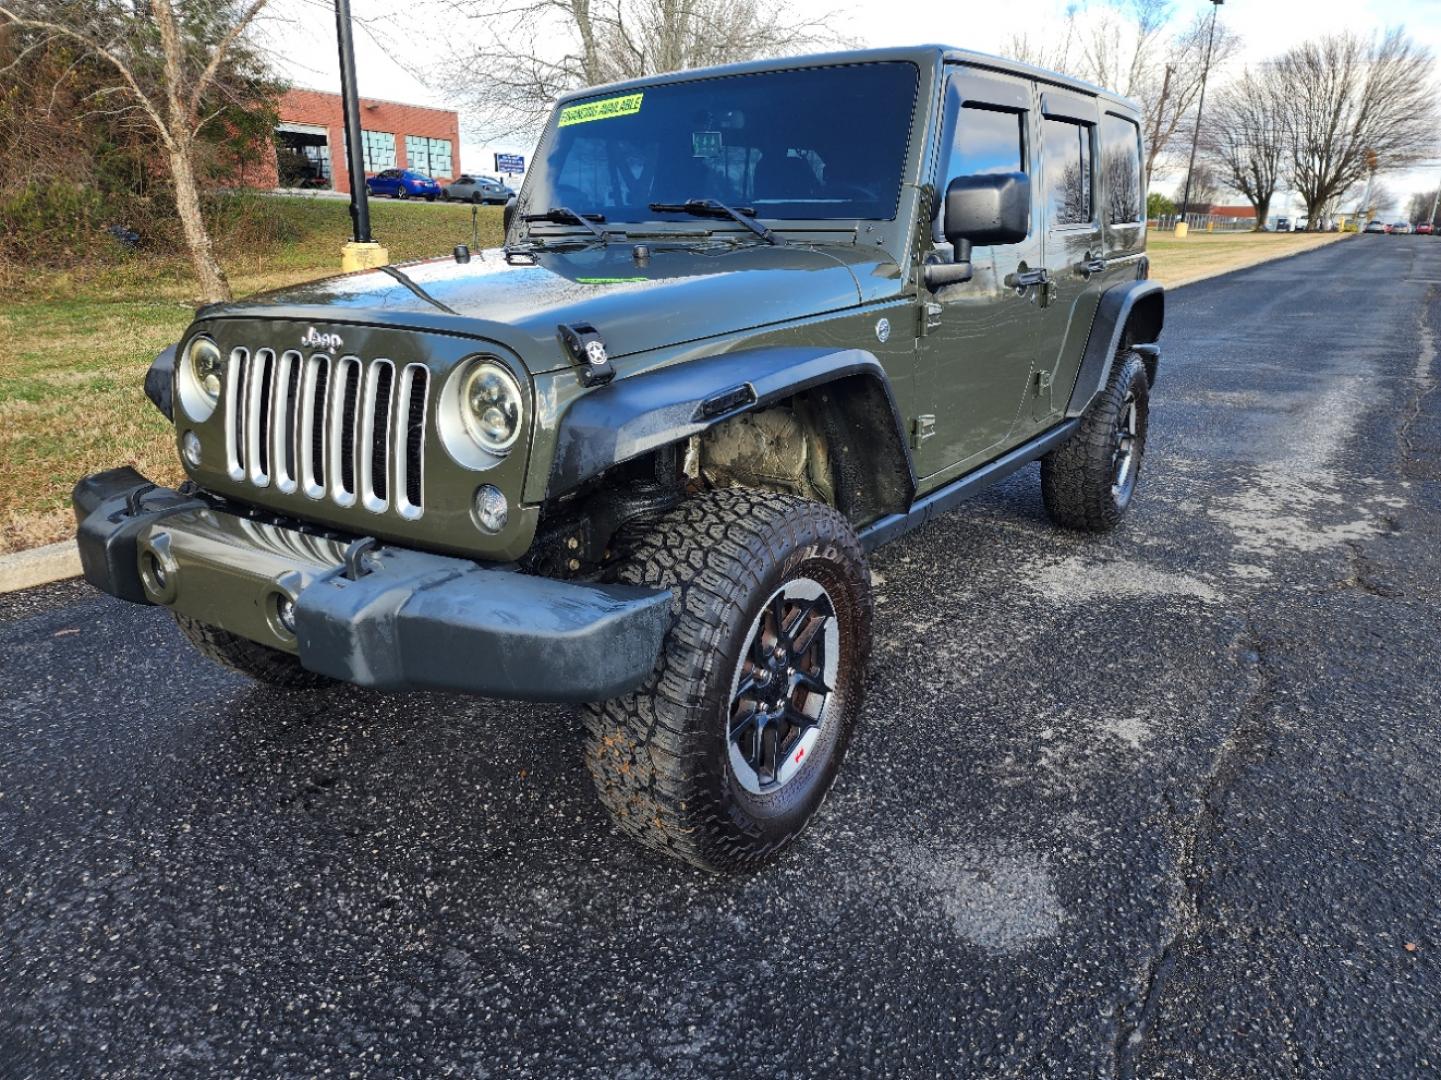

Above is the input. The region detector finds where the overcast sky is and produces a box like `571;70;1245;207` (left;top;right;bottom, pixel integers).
260;0;1441;214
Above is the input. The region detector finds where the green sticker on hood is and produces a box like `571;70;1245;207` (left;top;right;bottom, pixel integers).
558;92;644;127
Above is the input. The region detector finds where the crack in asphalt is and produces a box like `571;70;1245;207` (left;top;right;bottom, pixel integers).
1337;538;1403;598
1399;285;1438;461
1113;623;1281;1080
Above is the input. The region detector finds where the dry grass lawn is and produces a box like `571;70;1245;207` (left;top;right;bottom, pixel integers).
1145;228;1349;288
1;197;503;553
0;204;1349;554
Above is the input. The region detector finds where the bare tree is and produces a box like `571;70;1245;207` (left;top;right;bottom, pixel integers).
1205;66;1286;229
1276;30;1436;230
1406;189;1439;227
1173;160;1218;211
1003;3;1240;189
0;0;274;300
438;0;840;142
1140;11;1241;189
1002;2;1081;75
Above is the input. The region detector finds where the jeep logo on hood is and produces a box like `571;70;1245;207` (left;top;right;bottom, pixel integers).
300;326;344;352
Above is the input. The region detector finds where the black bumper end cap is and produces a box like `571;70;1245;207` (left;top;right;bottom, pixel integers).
71;469;205;604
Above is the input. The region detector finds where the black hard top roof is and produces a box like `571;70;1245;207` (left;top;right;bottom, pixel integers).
554;44;1140;113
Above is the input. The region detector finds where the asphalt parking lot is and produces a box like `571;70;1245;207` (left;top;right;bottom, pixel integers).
3;236;1439;1079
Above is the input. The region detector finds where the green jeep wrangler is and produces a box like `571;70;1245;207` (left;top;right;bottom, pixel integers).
74;46;1162;871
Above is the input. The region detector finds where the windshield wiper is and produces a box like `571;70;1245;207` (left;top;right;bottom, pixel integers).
648;199;780;245
522;206;608;241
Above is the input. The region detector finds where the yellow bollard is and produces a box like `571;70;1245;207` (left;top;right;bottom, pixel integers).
341;240;389;272
1175;221;1190;238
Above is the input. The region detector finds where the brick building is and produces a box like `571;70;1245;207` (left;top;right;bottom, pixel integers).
257;88;462;194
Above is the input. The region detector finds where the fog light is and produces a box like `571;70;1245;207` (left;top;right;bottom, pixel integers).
473;484;509;533
181;430;202;467
276;595;297;635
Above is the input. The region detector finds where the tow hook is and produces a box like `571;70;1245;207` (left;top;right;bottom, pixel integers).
342;536;381;580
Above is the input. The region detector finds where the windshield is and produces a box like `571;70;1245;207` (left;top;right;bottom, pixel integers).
525;62;919;226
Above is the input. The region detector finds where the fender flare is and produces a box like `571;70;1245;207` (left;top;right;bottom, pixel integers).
1064;280;1164;418
545;346;915;504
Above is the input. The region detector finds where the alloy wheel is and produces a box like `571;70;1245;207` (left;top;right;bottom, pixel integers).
726;577;840;794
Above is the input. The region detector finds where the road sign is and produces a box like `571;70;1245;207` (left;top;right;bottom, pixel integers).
495;153;525;175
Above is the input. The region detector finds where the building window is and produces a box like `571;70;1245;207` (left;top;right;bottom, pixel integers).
405;135;453;178
361;130;396;171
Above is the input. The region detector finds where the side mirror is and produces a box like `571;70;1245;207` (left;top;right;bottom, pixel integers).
925;172;1031;290
503;195;518;237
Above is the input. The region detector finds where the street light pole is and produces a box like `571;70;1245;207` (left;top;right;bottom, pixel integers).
1178;0;1223;237
334;0;387;269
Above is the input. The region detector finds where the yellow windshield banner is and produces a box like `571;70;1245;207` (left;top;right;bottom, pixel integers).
558;92;644;127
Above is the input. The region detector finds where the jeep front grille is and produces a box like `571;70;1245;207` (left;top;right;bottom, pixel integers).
224;348;429;519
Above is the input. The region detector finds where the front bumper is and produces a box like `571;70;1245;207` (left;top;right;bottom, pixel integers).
73;468;671;702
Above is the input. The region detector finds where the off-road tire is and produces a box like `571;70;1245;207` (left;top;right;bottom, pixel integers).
1041;350;1151;532
172;613;332;690
584;488;873;872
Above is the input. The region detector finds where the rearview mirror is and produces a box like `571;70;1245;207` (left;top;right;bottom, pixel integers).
925;172;1031;290
503;195;518;237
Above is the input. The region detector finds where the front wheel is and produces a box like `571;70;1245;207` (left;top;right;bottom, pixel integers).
584;488;873;872
1041;350;1151;531
396;188;408;200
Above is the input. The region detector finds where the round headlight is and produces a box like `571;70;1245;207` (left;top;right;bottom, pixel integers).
459;361;524;454
179;336;224;421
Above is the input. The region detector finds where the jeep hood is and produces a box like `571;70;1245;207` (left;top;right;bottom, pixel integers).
209;242;901;373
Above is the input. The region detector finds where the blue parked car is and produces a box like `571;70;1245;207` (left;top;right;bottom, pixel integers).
365;168;442;201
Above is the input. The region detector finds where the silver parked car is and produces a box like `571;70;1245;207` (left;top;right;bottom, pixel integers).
443;174;515;204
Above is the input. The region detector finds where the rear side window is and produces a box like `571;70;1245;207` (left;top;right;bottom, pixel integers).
1102;113;1143;224
1043;117;1093;226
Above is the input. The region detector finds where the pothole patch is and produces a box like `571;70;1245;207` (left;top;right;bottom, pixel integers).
900;844;1064;953
1024;555;1223;605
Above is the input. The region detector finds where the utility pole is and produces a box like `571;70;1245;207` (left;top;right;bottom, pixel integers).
335;0;388;270
1356;149;1378;230
1177;0;1223;238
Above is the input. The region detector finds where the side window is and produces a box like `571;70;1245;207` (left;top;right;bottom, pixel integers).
1042;117;1093;227
936;103;1027;241
1101;113;1143;225
945;104;1025;179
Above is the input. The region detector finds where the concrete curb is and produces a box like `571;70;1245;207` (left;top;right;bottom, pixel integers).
0;540;82;594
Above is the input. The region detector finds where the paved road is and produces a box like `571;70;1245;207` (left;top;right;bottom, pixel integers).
3;237;1440;1079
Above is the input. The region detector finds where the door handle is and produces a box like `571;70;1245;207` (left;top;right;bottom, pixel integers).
1006;267;1050;291
1078;254;1107;278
